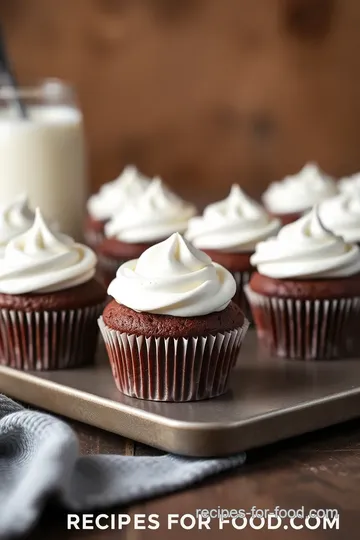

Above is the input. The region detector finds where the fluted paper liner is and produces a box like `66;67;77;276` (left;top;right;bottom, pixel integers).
245;284;360;360
232;270;253;322
98;317;249;401
0;304;104;371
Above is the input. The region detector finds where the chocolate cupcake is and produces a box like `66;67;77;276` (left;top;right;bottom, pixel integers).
262;163;338;225
318;192;360;245
246;208;360;360
0;209;106;370
186;185;280;320
98;233;249;401
85;165;150;250
98;178;197;286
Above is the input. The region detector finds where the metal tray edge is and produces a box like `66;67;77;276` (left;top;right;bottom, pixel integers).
1;365;360;457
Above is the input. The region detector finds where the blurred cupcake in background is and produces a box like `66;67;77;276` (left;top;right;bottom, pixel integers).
246;208;360;360
338;172;360;195
262;163;338;225
0;195;35;256
318;192;360;245
0;208;106;370
99;233;249;401
84;165;150;249
97;178;197;286
186;185;280;320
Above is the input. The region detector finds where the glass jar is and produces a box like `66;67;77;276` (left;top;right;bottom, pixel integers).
0;78;87;240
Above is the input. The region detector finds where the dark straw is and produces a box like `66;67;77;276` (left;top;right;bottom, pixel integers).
0;29;27;117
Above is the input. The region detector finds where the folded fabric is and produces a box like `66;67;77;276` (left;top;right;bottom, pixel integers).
0;394;246;539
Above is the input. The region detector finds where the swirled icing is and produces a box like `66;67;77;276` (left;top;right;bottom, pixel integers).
0;208;97;294
186;185;280;252
0;195;35;256
250;208;360;279
262;163;338;214
318;193;360;243
108;233;236;316
87;165;150;220
105;179;196;243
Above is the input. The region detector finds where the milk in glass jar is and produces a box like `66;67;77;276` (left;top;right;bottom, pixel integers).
0;79;87;239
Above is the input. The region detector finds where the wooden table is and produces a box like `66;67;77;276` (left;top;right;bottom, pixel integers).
29;415;359;539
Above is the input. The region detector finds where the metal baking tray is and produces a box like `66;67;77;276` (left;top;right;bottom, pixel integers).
1;330;360;457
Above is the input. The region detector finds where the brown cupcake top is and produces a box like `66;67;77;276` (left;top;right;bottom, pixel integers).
0;279;106;312
202;250;253;273
98;237;155;261
103;300;245;338
84;213;107;232
249;271;360;300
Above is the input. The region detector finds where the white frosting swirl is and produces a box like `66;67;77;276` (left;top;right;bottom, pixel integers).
318;193;360;243
105;179;197;243
0;196;35;256
0;209;97;294
262;163;338;214
250;208;360;279
338;173;360;195
108;233;236;317
87;165;150;221
186;185;280;252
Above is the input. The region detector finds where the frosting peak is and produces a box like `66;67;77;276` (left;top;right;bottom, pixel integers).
108;233;236;317
262;163;338;214
338;172;360;195
87;165;150;221
186;184;280;252
250;208;360;279
105;179;197;243
318;192;360;243
0;208;97;294
0;195;35;255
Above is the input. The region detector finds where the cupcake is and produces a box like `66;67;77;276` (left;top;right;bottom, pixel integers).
245;208;360;360
186;185;280;319
338;172;360;195
262;163;338;225
84;165;150;249
97;178;197;286
98;233;249;401
0;195;35;256
0;209;106;370
318;192;360;244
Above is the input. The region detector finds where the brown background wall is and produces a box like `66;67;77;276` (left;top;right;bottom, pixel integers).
1;0;360;204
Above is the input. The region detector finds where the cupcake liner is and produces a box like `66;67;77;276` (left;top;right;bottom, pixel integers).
245;285;360;360
0;304;104;371
232;270;253;321
98;317;249;401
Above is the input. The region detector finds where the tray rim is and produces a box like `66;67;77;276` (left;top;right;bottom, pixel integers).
1;362;360;457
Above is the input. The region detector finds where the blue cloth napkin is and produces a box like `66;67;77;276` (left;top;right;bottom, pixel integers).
0;394;246;538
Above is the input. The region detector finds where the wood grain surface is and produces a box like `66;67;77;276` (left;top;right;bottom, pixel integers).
1;0;360;203
1;4;359;536
27;416;360;539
